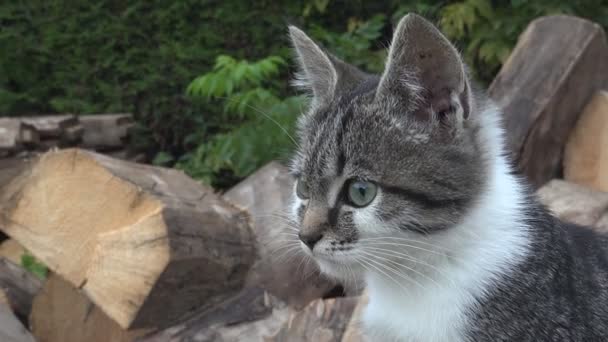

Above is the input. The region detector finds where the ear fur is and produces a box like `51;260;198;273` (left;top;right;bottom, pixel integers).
377;14;473;122
289;26;367;106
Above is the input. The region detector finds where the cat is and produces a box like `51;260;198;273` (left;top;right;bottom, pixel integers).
286;13;608;342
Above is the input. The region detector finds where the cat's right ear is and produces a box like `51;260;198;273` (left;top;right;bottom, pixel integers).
288;26;337;106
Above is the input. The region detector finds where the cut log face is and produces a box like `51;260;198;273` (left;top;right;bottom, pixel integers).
564;91;608;191
0;257;42;321
537;179;608;233
489;15;608;187
30;274;150;342
270;297;358;342
0;303;36;342
224;162;337;309
0;149;256;329
80;114;134;150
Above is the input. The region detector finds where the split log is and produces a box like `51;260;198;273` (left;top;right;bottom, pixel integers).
489;15;608;187
80;114;133;150
0;257;42;320
537;179;608;233
30;274;150;342
341;291;369;342
139;287;290;342
0;303;35;342
0;148;256;329
0;240;26;265
564;91;608;191
270;297;358;342
0;119;38;156
20;115;81;141
224;162;337;309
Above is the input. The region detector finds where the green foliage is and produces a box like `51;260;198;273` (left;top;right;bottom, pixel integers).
2;0;607;188
21;252;48;280
173;55;305;187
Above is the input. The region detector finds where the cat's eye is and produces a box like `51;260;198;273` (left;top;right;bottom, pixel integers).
296;179;310;199
347;180;377;207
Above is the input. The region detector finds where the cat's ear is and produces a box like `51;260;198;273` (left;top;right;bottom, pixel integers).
289;26;364;106
377;14;472;121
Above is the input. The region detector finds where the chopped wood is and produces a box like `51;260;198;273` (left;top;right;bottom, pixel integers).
0;148;256;329
0;240;26;265
20;115;80;140
489;15;608;187
341;292;369;342
270;297;358;342
139;287;290;342
537;179;608;233
80;114;133;150
0;119;38;156
0;303;35;342
30;274;150;342
564;91;608;191
0;257;42;320
224;162;337;309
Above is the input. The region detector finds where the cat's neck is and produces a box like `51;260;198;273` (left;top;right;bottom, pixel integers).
363;109;532;341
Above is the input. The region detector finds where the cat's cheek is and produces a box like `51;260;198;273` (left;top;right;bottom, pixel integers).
352;191;385;235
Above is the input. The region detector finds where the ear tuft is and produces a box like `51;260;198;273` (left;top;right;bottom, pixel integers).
288;26;338;104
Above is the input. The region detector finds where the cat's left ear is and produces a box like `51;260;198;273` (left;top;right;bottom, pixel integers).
289;26;366;107
377;14;473;122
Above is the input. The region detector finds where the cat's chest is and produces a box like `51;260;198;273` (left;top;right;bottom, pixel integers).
362;277;473;342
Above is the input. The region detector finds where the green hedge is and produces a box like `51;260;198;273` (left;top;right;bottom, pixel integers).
2;1;606;188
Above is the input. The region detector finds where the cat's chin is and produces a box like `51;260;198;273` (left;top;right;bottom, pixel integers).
314;256;365;283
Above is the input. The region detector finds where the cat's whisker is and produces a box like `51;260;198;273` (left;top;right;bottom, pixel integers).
356;255;414;297
358;250;434;291
361;246;456;287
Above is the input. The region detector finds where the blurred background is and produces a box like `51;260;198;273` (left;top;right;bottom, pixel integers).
2;0;608;190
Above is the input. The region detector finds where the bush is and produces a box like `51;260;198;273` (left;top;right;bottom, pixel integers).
2;0;607;188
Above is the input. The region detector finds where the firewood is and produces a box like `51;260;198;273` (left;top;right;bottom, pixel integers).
537;179;608;234
0;257;42;320
270;297;358;342
564;91;608;191
341;291;369;342
30;274;150;342
0;240;26;265
489;15;608;187
0;303;35;342
0;148;256;329
20;115;80;140
224;162;337;309
80;114;133;150
0;119;38;156
139;287;290;342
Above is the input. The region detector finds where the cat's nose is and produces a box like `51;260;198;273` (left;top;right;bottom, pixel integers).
299;231;323;250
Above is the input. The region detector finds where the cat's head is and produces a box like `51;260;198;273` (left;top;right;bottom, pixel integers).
288;14;493;281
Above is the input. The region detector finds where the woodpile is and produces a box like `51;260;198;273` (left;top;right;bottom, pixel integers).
0;114;137;161
0;14;608;342
490;15;608;187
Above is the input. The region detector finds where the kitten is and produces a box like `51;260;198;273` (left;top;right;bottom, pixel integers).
286;13;608;341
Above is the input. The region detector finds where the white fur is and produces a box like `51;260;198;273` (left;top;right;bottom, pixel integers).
359;107;531;341
290;106;532;341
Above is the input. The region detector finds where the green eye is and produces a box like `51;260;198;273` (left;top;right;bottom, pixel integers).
296;179;310;199
347;180;377;207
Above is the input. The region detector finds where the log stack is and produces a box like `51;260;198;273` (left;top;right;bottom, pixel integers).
0;149;256;330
